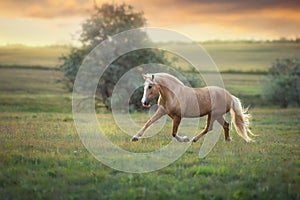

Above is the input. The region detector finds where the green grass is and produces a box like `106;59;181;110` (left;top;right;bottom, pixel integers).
203;41;300;71
203;42;300;71
0;68;71;113
0;45;70;68
0;69;299;199
164;41;300;72
0;43;299;199
1;42;300;71
0;68;65;93
205;73;263;96
0;109;299;199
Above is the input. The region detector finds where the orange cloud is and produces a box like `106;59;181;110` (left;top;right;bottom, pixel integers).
0;0;92;18
0;0;299;44
138;3;300;39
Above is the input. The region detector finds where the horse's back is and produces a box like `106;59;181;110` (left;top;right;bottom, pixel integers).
192;86;232;116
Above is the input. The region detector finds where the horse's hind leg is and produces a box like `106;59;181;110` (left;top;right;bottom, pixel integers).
217;116;231;141
192;113;214;143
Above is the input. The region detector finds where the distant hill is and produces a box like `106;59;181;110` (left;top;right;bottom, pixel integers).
0;41;300;72
0;45;71;68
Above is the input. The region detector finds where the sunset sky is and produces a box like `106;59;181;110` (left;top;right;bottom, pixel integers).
0;0;299;46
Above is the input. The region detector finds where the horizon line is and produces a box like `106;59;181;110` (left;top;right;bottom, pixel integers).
1;37;300;48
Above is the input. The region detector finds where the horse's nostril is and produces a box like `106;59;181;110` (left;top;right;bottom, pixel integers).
145;99;150;105
141;98;151;107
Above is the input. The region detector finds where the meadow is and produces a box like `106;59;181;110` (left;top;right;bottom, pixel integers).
0;42;299;199
0;45;70;68
163;41;300;72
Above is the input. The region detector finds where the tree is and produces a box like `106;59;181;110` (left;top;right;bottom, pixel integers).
60;3;169;111
263;57;300;108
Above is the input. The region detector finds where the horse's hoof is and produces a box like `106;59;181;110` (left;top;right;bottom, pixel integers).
182;136;190;142
131;137;139;142
191;137;198;143
225;137;232;142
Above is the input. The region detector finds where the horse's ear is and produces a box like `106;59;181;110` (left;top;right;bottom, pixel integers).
151;74;154;81
142;74;147;80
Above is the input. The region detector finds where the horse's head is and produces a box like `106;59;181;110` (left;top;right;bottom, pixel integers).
141;74;159;107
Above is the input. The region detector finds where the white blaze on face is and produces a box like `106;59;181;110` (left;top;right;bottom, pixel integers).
141;80;153;108
141;83;148;104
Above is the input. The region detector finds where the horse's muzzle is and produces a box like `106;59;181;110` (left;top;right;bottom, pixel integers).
141;98;151;108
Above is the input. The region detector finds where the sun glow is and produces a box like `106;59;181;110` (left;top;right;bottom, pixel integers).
0;0;299;46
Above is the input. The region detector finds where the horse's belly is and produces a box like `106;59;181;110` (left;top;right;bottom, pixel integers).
182;107;208;118
181;102;207;118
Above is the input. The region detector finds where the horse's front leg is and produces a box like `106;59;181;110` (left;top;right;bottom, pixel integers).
172;116;190;142
131;106;166;142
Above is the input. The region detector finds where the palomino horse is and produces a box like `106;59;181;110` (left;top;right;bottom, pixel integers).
131;73;254;143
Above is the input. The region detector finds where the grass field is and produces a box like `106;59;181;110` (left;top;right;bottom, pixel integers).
0;68;70;113
164;41;300;72
0;42;300;199
0;45;70;68
0;109;300;199
204;41;300;71
1;42;300;71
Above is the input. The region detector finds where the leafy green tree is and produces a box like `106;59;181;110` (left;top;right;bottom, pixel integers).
263;57;300;108
60;3;169;110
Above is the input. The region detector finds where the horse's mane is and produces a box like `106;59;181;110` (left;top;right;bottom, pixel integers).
154;73;185;86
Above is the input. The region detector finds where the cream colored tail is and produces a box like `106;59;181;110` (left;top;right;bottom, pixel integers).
230;95;254;142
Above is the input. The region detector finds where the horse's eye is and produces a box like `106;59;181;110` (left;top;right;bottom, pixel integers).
148;85;152;89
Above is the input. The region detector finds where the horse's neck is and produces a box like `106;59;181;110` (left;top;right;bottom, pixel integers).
157;76;184;99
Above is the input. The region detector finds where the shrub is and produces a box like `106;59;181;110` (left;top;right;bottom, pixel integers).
262;58;300;108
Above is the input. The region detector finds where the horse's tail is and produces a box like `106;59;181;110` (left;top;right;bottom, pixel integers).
230;95;254;142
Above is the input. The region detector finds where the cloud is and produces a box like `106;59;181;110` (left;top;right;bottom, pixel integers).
0;0;299;42
2;0;299;19
129;0;300;39
0;0;92;18
169;0;300;13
